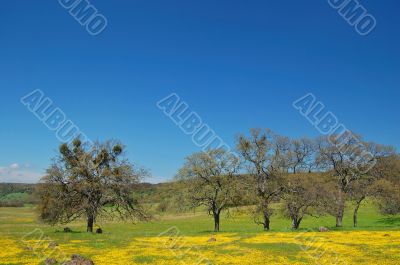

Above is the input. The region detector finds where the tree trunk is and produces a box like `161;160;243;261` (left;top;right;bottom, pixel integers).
87;215;94;233
353;197;365;227
336;208;344;227
263;210;270;231
336;190;345;227
292;218;298;229
213;212;220;232
263;217;270;231
353;207;358;228
292;217;302;230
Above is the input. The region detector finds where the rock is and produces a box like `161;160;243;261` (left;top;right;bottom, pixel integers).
48;242;58;249
95;228;102;234
23;246;33;251
63;254;94;265
45;258;58;265
319;227;329;232
207;237;216;242
64;227;72;233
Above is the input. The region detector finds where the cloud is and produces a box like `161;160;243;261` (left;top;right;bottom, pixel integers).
9;163;19;169
0;163;43;183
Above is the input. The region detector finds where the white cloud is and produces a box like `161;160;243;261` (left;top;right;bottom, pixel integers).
0;163;43;183
9;163;19;169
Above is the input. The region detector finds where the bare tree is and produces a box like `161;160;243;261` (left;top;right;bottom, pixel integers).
288;138;316;174
316;132;394;227
177;148;240;232
37;139;149;232
236;128;285;231
282;173;326;229
271;134;292;173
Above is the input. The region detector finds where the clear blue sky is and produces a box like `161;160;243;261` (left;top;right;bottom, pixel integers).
0;0;399;183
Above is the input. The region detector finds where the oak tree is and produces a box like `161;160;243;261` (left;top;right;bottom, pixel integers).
37;139;149;232
177;148;240;232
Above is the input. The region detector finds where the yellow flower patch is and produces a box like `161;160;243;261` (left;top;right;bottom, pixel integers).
1;231;399;264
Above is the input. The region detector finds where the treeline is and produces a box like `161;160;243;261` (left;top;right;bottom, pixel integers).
0;183;35;195
176;128;400;231
0;183;36;207
21;134;400;233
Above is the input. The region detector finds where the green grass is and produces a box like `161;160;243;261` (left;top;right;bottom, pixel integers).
0;200;399;240
0;192;29;202
0;201;399;264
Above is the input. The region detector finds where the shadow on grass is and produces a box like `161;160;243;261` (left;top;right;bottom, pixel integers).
376;216;400;226
54;230;83;234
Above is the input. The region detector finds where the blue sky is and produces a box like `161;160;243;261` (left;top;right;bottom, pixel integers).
0;0;399;183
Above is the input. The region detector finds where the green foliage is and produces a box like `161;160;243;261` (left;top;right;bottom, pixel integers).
0;184;36;206
37;138;149;232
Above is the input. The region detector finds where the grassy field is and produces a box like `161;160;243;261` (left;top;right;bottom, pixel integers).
0;202;399;264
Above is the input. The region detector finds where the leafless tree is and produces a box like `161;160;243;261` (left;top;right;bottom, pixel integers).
288;138;316;174
282;173;326;229
176;148;240;232
316;132;394;227
236;128;285;231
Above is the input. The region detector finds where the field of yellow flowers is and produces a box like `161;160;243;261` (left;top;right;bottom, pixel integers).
0;207;399;265
2;231;400;264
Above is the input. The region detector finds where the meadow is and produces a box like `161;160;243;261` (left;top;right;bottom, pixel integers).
1;201;399;265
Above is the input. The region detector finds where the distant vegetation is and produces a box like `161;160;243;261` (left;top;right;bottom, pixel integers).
0;183;36;207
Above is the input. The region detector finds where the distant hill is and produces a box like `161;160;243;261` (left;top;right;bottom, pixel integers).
0;183;36;206
0;182;177;207
0;176;254;211
0;183;35;197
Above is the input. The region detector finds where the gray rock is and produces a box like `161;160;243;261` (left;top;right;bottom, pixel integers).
207;237;216;242
319;226;329;232
48;242;58;249
63;254;94;265
44;258;57;265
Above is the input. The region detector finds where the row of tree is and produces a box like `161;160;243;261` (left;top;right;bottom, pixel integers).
177;128;399;231
37;129;399;233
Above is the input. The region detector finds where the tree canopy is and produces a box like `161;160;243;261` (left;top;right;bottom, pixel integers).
37;138;149;232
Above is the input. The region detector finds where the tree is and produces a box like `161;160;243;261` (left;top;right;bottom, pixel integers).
375;180;400;215
282;173;325;229
316;133;363;227
348;143;396;227
236;128;285;231
348;178;375;227
37;139;149;232
372;154;400;216
316;133;393;227
177;148;240;232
